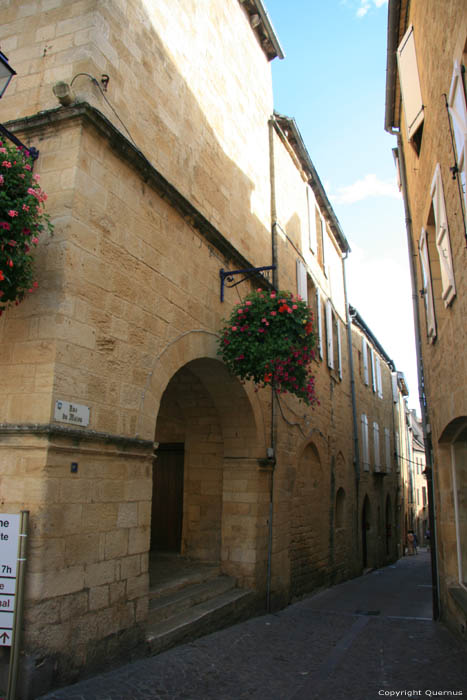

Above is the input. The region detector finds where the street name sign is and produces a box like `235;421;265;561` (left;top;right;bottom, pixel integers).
0;514;20;646
54;400;90;427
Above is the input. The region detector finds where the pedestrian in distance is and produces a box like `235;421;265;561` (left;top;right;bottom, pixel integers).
407;530;415;555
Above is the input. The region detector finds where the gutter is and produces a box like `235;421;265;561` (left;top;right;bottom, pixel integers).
251;0;285;60
384;0;402;133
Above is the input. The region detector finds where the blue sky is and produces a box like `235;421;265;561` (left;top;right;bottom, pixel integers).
266;0;419;411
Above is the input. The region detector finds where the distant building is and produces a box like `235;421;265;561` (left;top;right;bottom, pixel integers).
385;0;467;638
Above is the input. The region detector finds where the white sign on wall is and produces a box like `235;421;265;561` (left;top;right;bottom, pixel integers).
54;400;90;427
0;514;20;646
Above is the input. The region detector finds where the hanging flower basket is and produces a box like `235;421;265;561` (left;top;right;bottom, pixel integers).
0;141;53;314
217;288;318;405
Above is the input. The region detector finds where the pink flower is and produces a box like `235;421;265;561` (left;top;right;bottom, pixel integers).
270;311;277;316
33;174;40;182
0;148;6;154
270;292;276;298
287;308;293;314
22;204;29;211
292;304;298;310
7;210;18;217
31;237;39;244
245;301;252;306
24;164;31;171
231;326;237;331
2;161;11;168
0;175;3;184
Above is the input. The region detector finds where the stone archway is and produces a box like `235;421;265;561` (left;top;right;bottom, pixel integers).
146;342;268;589
290;441;328;598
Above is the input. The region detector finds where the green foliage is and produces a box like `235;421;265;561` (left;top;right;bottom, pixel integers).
0;141;53;313
217;288;318;405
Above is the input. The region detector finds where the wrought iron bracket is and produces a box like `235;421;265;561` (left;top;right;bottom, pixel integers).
219;265;276;302
0;123;39;161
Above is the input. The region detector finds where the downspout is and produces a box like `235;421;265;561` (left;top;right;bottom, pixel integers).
266;117;278;612
342;253;361;559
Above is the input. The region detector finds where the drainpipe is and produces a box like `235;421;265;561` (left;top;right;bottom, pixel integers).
266;117;278;612
342;253;361;559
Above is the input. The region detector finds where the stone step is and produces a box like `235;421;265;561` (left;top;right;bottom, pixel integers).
148;575;237;625
146;586;255;656
149;563;221;600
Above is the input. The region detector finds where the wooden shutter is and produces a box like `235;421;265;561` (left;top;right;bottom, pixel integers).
376;356;383;398
373;421;380;471
362;337;369;385
397;25;424;141
361;414;369;471
325;299;334;369
419;228;436;340
336;319;342;380
370;348;377;393
307;185;317;254
385;427;391;472
316;288;323;360
448;61;467;210
296;259;308;303
431;164;456;306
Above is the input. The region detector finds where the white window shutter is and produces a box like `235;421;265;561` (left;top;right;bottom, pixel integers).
431;164;456;306
296;259;308;304
316;288;323;360
362;337;369;385
336;319;342;380
307;186;317;254
419;228;437;340
376;356;383;398
361;414;369;471
385;427;391;472
370;348;376;393
397;25;424;141
448;61;467;209
391;372;398;403
325;299;334;369
373;422;380;471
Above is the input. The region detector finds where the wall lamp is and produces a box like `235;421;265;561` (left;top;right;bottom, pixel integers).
0;50;39;160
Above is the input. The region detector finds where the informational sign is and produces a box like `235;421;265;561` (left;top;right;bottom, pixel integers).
54;400;90;427
0;514;20;647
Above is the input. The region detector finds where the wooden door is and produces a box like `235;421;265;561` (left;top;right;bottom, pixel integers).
151;443;184;552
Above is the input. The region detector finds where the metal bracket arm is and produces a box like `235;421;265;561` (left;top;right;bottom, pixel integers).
219;265;276;302
0;123;39;161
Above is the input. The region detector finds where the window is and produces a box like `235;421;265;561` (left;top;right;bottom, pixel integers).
296;258;308;303
448;61;467;211
397;25;424;144
362;337;369;386
385;427;391;472
336;318;342;380
370;348;377;393
373;421;380;472
307;185;317;254
376;356;383;399
325;299;334;370
419;228;437;341
361;414;370;472
431;164;456;306
316;288;323;360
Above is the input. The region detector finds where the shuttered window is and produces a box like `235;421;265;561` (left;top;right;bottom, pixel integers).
373;421;380;471
448;61;467;211
361;414;370;472
376;356;383;399
370;348;377;393
431;164;456;306
362;337;369;385
336;319;342;380
385;427;391;472
307;185;317;254
419;228;436;341
296;259;308;304
316;288;323;360
397;25;424;141
325;299;334;369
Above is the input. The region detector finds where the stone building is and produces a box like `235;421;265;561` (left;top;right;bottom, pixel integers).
385;0;467;636
0;0;407;694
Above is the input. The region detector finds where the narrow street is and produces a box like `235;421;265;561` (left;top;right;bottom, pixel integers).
39;551;467;700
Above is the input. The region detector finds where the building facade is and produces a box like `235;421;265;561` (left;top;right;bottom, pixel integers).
385;0;467;638
0;0;407;694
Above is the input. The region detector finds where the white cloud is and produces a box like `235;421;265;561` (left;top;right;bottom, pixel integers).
332;173;400;204
356;0;387;18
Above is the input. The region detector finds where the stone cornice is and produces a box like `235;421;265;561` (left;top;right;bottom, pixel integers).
0;422;154;451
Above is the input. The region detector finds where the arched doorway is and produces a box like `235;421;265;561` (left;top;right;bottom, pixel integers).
362;495;371;569
150;356;265;588
290;442;327;597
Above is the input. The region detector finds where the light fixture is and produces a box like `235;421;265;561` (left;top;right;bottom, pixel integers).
0;51;16;99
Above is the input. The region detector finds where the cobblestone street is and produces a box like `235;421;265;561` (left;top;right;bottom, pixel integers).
39;552;467;700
